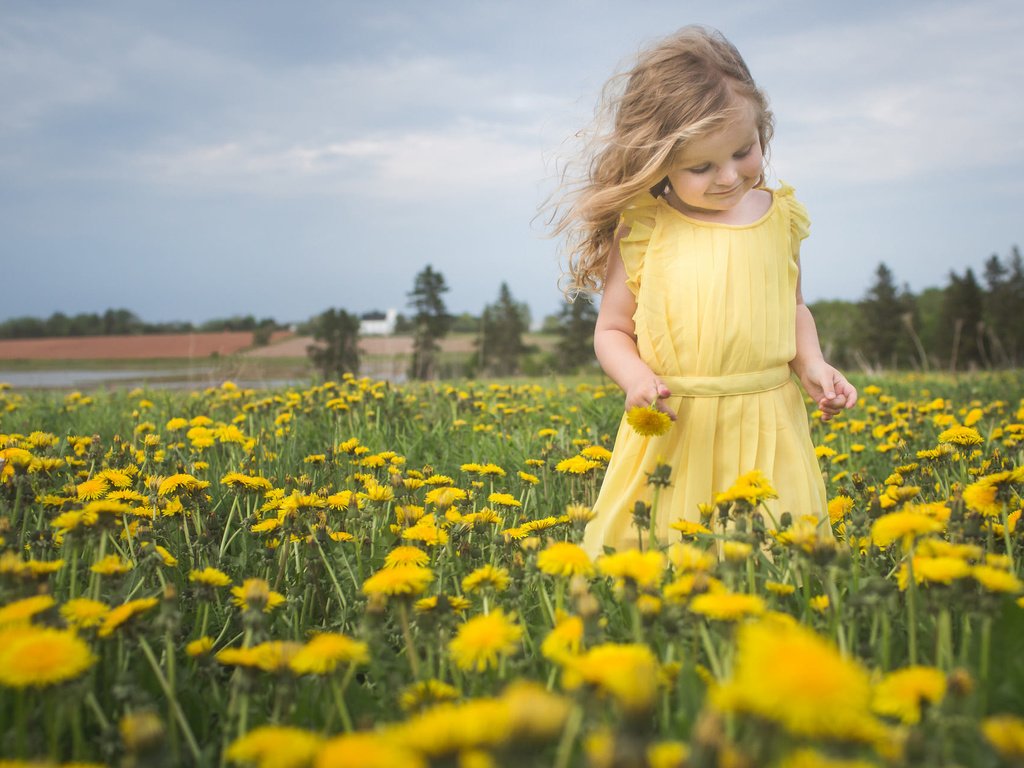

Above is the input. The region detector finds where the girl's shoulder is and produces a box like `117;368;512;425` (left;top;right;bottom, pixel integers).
773;182;810;243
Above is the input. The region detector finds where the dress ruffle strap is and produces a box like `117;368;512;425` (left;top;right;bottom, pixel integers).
775;183;810;257
617;192;659;297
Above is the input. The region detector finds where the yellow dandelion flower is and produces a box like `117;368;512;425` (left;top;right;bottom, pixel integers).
897;556;972;589
669;519;712;537
765;581;796;596
60;597;110;629
400;679;460;714
0;625;96;687
537;542;595;578
424;486;468;508
90;554;134;576
827;495;854;524
689;591;765;621
76;476;109;500
809;594;830;612
714;469;778;506
554;455;602;474
580;445;612;462
220;472;274;492
871;665;946;724
982;714;1024;760
647;741;689;768
449;609;523;672
231;578;287;613
0;594;55;626
963;478;1003;517
721;540;753;562
598;549;665;589
461;564;510;593
486;492;521;508
938;425;983;446
541;613;584;664
316;731;426;768
517;471;540;485
563;642;660;714
712;618;883;742
566;503;596;524
186;636;214;657
217;641;303;673
189;566;232;588
362;565;434;598
157;473;210;496
972;564;1024;593
99;597;160;637
870;510;944;549
226;725;324;768
289;632;369;675
625;406;672;437
384;545;430;569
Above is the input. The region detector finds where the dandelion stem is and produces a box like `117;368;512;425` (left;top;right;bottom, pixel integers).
218;496;240;560
331;669;356;732
906;549;918;665
397;600;421;680
553;703;584;768
138;635;201;763
314;536;348;611
698;621;723;680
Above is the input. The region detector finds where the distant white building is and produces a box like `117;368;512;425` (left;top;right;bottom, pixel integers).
359;309;397;336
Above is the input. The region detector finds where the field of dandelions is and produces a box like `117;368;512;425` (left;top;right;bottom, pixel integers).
2;372;1024;768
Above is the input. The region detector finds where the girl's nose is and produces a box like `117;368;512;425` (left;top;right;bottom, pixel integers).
717;164;738;186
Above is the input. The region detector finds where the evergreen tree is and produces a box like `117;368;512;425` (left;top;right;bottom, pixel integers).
940;268;986;370
857;263;917;369
983;247;1024;365
477;282;531;376
306;308;360;379
552;295;599;372
407;265;452;380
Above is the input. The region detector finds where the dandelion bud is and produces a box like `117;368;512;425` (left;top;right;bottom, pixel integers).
947;667;974;698
119;710;164;754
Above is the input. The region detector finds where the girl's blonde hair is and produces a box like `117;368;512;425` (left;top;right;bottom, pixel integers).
551;26;774;295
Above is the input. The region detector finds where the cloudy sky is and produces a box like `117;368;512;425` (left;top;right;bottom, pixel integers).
3;0;1022;325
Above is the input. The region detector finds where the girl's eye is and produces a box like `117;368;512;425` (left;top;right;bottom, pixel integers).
687;164;711;174
734;146;753;159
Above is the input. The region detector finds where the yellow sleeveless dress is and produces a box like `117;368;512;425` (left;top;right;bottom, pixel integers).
583;184;827;555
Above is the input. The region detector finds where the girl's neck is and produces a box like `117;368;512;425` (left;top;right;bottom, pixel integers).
663;185;771;225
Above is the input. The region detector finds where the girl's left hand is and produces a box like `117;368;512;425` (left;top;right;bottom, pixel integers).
799;363;858;422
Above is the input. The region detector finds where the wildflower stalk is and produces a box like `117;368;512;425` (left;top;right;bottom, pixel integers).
218;496;240;559
905;548;919;665
396;600;421;679
553;703;584;768
138;635;201;763
314;536;348;611
936;607;953;670
698;621;723;680
330;669;356;732
999;506;1015;572
979;614;992;711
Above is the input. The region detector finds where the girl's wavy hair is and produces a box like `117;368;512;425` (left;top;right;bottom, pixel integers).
549;26;774;296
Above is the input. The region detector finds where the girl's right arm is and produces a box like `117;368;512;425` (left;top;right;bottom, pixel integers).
593;229;677;418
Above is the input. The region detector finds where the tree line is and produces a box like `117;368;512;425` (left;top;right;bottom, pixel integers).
308;265;599;381
812;246;1023;373
0;310;284;342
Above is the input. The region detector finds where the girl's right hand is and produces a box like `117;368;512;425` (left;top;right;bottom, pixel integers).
625;378;677;420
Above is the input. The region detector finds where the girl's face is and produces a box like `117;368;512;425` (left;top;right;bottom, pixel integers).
665;103;764;215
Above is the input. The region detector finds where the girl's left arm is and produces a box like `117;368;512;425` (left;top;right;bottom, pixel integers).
790;277;858;421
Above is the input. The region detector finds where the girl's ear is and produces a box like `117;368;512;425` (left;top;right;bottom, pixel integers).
649;176;669;198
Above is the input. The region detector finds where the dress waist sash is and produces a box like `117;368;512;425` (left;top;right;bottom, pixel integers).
659;365;792;398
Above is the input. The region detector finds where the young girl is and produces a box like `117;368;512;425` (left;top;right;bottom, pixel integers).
553;26;858;555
